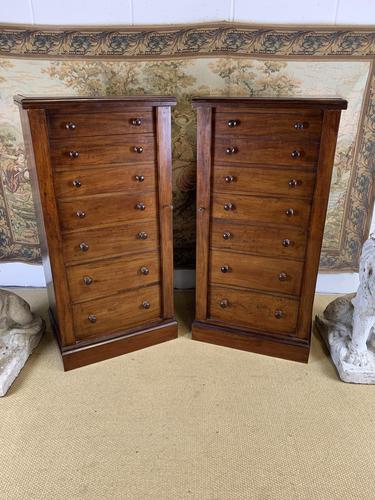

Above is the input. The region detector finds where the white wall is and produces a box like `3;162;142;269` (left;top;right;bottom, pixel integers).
1;0;374;291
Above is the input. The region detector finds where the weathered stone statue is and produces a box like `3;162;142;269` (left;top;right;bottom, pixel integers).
315;234;375;383
0;289;45;396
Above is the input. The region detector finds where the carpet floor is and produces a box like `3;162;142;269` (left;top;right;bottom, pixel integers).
1;288;375;500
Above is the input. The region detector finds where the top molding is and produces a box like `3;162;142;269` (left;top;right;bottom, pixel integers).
0;22;375;59
192;96;348;109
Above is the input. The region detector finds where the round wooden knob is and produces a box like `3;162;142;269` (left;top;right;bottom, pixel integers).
278;272;288;281
69;150;79;158
225;146;238;154
76;210;86;218
294;122;305;129
288;179;298;188
198;207;205;213
135;203;146;210
65;122;77;130
137;232;148;240
291;150;301;159
274;310;284;319
133;146;144;153
79;242;89;252
142;301;151;309
72;179;81;188
131;118;142;126
219;299;229;308
227;119;240;128
223;232;232;240
135;175;145;182
224;202;235;211
220;265;230;273
88;314;97;323
282;239;291;247
140;266;149;275
224;175;236;183
83;276;93;285
285;208;295;217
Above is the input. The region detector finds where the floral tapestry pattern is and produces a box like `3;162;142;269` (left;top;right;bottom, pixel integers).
0;24;373;270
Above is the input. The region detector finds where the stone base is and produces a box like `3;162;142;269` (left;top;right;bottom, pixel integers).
315;316;375;384
0;315;45;396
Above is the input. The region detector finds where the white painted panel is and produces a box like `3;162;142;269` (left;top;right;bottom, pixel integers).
32;0;132;25
234;0;337;24
132;0;231;24
0;0;33;23
0;263;46;287
335;0;375;24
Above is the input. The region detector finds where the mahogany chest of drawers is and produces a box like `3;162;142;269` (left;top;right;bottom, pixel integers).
192;97;347;362
15;95;177;370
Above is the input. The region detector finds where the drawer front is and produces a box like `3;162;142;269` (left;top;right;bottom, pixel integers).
212;193;311;229
62;220;159;264
212;165;315;198
58;191;157;231
54;164;157;198
209;250;304;296
214;137;320;167
211;220;307;260
208;285;299;335
50;135;155;169
73;284;162;339
67;253;161;303
48;110;154;139
214;110;322;139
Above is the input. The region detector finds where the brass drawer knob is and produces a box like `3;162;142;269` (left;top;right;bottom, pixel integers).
142;301;151;309
69;150;79;159
198;207;205;213
278;272;288;281
285;208;295;217
219;299;229;308
227;119;240;128
282;239;291;247
76;210;86;218
135;202;146;210
65;122;77;130
131;118;142;126
274;310;284;319
135;175;145;182
222;231;232;240
140;266;149;275
288;179;299;188
133;146;144;153
294;122;305;129
79;242;89;252
291;150;302;159
137;231;148;240
88;314;97;323
224;175;236;183
225;146;238;154
220;265;230;273
83;276;93;285
224;202;235;211
72;179;81;188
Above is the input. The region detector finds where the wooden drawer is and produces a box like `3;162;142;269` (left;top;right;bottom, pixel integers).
67;252;161;303
48;110;154;139
62;220;159;264
50;135;155;170
214;110;322;139
213;137;320;167
212;165;315;198
54;164;157;198
208;285;299;335
58;191;157;231
73;284;162;339
210;220;307;260
212;193;311;229
209;250;304;296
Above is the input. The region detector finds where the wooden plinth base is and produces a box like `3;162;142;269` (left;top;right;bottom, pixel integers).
56;320;178;371
192;321;310;363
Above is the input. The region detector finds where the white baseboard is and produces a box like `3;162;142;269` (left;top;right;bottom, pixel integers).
0;263;358;294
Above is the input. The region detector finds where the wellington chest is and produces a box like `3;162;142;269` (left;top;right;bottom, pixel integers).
192;97;347;362
15;95;177;370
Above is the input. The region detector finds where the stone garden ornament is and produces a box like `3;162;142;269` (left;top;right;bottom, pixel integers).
0;289;44;396
315;234;375;383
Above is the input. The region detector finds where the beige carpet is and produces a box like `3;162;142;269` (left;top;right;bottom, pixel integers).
2;288;375;500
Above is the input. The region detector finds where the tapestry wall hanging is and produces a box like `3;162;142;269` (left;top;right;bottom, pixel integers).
0;23;374;271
